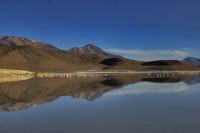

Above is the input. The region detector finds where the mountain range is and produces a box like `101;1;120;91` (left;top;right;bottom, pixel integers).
0;36;199;71
0;36;58;50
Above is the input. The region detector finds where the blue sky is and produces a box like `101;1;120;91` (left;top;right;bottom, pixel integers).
0;0;200;61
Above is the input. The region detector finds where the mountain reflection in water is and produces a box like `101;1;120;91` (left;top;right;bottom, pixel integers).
0;74;200;112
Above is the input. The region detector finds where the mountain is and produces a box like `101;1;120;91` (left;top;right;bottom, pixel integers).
0;43;199;71
69;44;121;57
0;44;68;71
0;36;199;71
0;36;59;50
182;57;200;66
0;44;105;71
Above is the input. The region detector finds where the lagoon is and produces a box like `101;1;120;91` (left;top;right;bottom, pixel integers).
0;73;200;133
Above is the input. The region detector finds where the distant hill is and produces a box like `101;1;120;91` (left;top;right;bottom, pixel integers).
142;60;181;66
69;44;121;58
0;36;59;50
140;60;199;71
182;57;200;66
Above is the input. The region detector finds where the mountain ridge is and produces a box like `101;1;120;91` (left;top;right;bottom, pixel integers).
182;57;200;66
0;36;59;50
0;36;199;71
69;44;123;58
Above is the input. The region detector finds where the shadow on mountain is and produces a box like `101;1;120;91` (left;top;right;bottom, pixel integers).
142;78;183;83
100;58;122;66
0;74;200;112
141;60;181;66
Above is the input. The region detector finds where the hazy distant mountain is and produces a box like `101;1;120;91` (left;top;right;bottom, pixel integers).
182;57;200;66
69;44;121;58
0;36;59;50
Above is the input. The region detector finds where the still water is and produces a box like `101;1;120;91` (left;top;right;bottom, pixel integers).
0;73;200;133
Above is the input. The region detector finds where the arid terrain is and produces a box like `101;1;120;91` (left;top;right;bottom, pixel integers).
0;36;200;72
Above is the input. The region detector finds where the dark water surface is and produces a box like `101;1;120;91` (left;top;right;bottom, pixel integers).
0;74;200;133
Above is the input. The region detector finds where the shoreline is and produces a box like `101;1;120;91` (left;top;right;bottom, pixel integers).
1;69;200;82
1;69;200;75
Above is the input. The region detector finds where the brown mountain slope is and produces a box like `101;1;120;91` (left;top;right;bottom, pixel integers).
0;36;58;50
0;44;107;71
0;44;69;71
46;50;104;64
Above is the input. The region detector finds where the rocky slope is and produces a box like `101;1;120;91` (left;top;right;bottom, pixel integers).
0;44;105;71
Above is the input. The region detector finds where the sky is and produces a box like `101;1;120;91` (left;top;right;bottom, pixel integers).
0;0;200;61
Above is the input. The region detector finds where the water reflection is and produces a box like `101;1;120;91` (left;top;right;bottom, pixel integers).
0;74;200;112
108;83;190;96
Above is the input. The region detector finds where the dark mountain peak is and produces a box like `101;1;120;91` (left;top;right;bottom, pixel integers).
82;44;105;53
184;57;199;60
184;56;200;60
182;57;200;66
69;44;123;59
0;36;59;50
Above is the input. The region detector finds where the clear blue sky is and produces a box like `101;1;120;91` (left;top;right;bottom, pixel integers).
0;0;200;60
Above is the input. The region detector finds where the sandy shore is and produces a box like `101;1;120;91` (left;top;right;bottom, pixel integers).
0;69;34;75
1;69;200;82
